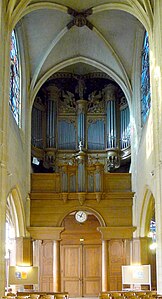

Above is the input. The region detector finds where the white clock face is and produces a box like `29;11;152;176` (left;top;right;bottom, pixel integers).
75;211;87;223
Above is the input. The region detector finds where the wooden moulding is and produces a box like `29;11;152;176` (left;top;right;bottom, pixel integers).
27;227;64;240
98;226;136;239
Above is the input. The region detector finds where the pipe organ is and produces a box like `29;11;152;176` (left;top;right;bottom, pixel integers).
31;73;131;182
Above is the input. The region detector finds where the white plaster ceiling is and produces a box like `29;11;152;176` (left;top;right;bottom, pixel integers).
16;0;148;97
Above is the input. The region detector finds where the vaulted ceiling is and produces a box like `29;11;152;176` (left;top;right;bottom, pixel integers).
9;0;154;102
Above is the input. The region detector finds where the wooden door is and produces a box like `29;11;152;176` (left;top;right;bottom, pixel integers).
61;244;101;297
61;245;82;297
83;244;101;297
39;240;53;291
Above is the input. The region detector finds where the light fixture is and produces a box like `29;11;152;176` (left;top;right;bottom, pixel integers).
80;238;84;243
149;242;157;250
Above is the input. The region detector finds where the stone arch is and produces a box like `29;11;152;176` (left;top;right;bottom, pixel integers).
30;56;132;109
6;186;26;237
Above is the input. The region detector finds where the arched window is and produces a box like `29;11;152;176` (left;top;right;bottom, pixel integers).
9;30;21;126
141;31;151;125
149;217;156;250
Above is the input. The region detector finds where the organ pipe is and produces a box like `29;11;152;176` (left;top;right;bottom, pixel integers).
46;85;59;148
104;84;117;149
77;100;87;149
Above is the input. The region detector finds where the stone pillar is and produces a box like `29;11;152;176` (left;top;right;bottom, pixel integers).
101;240;108;291
53;240;61;292
151;1;162;294
0;1;10;294
0;165;7;297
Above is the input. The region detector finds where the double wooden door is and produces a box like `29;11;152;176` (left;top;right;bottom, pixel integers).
61;244;101;297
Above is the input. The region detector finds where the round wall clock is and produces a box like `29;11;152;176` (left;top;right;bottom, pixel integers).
75;211;87;223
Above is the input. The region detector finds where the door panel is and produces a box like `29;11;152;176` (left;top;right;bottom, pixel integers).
61;245;82;297
39;241;53;291
61;244;101;297
83;245;101;297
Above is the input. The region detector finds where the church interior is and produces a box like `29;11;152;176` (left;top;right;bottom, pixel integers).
1;0;162;298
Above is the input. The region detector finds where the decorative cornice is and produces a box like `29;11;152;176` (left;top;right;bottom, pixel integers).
98;226;136;240
27;226;65;240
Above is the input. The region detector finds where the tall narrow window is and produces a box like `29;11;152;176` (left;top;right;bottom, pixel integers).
149;217;156;250
141;31;151;124
9;30;21;126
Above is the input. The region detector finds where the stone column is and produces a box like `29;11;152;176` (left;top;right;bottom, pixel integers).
0;1;10;294
151;1;162;294
53;240;61;292
0;165;7;297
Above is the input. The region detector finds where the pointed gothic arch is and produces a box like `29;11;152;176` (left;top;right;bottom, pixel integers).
6;186;26;237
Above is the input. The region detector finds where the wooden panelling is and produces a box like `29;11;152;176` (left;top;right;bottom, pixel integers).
30;196;133;228
108;240;125;291
16;237;33;266
104;173;131;192
30;172;134;293
39;241;53;291
30;173;133;229
61;215;101;245
31;173;131;193
31;173;60;192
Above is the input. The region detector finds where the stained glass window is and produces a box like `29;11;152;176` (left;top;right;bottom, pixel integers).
141;31;151;124
149;218;156;250
9;30;21;125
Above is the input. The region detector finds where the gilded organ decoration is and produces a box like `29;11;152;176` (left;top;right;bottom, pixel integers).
88;90;104;113
59;90;76;113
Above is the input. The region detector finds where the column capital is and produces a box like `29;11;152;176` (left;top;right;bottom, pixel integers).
98;226;136;240
27;227;64;240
